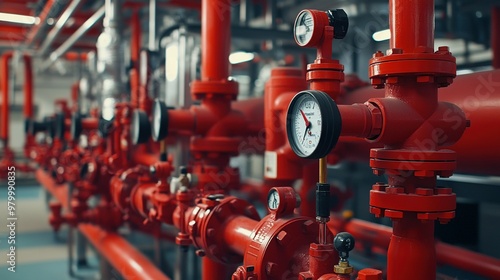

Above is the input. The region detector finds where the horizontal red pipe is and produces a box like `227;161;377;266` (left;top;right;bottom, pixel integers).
35;169;69;208
328;217;500;279
79;224;171;280
341;70;500;176
132;151;159;166
222;215;257;255
36;169;170;280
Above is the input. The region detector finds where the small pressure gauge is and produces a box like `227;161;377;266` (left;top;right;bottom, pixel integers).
294;10;315;46
286;90;342;159
131;109;151;145
267;189;280;210
293;9;349;47
151;99;168;141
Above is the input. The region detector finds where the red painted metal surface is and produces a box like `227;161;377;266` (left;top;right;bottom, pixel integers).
0;52;13;142
340;69;500;176
201;0;230;81
79;224;171;280
328;217;500;280
324;0;468;278
37;169;171;280
263;67;309;207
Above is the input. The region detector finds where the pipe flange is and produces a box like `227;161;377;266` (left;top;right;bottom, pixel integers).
370;183;456;223
242;217;319;279
369;50;456;88
191;80;238;100
370;149;457;178
188;196;259;264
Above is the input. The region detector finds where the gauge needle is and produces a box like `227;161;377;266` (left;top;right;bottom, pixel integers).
300;109;311;143
299;109;310;127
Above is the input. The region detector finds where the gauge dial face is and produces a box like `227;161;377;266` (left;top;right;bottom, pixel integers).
294;10;314;46
286;90;342;159
267;189;280;210
289;95;322;157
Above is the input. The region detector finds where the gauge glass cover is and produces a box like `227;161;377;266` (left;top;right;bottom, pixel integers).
289;95;322;157
294;10;314;46
267;190;280;210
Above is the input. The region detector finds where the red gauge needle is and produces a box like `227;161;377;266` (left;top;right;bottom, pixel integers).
300;110;311;144
300;109;310;126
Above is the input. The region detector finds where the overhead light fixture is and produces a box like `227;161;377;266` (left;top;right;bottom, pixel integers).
229;51;255;64
0;12;40;25
372;29;390;42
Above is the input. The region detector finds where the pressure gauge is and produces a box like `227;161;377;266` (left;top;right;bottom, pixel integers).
293;9;349;47
131;110;151;145
267;189;280;210
294;10;315;46
286;90;342;159
151;99;168;141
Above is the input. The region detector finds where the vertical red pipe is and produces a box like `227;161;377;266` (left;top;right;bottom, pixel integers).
492;6;500;69
1;52;13;142
23;55;33;119
201;0;231;81
388;214;436;279
131;10;141;65
130;10;141;109
389;0;434;52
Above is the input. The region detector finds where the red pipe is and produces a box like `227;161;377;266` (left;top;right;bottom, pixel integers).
389;0;434;52
328;218;500;279
492;6;500;69
435;242;500;279
35;169;70;208
36;169;170;280
1;52;13;141
222;215;257;255
341;70;500;175
201;0;230;81
131;10;141;109
23;55;33;118
79;224;170;280
131;10;141;65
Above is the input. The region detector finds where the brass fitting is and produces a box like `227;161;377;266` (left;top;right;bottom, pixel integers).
334;260;353;274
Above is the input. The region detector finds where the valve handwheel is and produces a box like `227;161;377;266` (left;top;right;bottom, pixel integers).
286;90;342;159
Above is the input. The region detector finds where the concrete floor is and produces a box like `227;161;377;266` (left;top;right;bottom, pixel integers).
0;184;76;280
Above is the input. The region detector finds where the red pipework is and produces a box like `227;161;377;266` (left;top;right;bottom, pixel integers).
23;55;33;119
201;0;230;81
37;169;170;280
389;0;434;52
328;217;500;279
339;69;500;176
317;0;467;278
79;224;171;280
1;52;13;142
